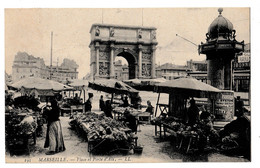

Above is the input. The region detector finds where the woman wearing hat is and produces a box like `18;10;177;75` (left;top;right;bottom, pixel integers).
85;93;94;112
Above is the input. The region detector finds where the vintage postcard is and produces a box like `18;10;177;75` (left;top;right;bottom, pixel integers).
4;7;250;163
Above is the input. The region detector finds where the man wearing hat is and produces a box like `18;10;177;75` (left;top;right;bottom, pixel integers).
85;93;94;112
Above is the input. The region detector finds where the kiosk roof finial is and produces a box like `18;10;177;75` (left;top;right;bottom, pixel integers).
218;8;223;15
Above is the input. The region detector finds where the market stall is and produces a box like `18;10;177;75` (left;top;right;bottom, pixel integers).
68;79;89;102
89;79;151;125
152;77;221;153
11;76;73;105
113;107;151;124
69;112;140;155
82;79;144;154
88;79;139;102
5;98;38;156
6;77;73;155
123;78;167;91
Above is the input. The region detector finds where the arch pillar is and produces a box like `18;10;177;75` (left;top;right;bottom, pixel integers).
110;43;115;78
95;42;100;78
151;45;156;78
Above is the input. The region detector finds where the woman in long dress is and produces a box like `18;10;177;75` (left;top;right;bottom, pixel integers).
44;98;66;155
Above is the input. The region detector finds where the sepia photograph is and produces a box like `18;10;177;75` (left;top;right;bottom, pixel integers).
4;7;251;163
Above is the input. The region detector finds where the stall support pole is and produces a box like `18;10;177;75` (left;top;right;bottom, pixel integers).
79;90;82;98
83;90;86;102
111;93;114;103
155;92;161;117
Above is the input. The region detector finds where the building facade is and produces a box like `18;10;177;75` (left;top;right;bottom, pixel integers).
12;52;79;83
187;60;208;83
12;52;46;82
114;60;129;81
233;43;250;92
155;63;191;80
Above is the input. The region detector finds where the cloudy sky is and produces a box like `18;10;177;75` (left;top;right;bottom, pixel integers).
5;8;250;78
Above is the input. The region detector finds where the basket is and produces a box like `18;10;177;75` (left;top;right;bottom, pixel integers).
133;146;143;155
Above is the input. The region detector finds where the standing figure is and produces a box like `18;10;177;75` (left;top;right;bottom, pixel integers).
187;98;200;126
85;93;94;112
44;98;66;155
99;95;105;111
104;100;113;118
122;96;130;107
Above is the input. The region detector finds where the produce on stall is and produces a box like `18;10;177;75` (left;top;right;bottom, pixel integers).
69;112;138;154
152;77;221;153
5;106;38;156
6;77;73;155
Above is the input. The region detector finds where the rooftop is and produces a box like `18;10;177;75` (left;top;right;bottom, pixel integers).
157;63;191;71
90;23;156;33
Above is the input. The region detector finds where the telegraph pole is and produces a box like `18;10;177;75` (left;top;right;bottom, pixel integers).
50;32;53;80
142;8;144;26
102;9;104;24
50;31;53;80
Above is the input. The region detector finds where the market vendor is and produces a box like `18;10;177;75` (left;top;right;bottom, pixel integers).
131;94;142;109
73;93;81;105
145;100;154;116
99;95;105;111
123;109;138;133
84;93;93;112
44;98;66;155
104;100;113;118
187;98;200;126
121;95;130;107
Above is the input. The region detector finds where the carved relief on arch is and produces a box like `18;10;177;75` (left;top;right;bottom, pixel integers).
142;49;152;62
99;45;110;52
142;63;151;77
99;61;110;76
99;51;109;60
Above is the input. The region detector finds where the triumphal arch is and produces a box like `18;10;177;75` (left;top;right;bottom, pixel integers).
89;24;158;79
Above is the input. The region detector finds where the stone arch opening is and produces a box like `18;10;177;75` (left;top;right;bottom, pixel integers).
117;52;137;80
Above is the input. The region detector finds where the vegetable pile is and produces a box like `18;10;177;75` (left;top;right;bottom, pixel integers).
152;116;219;138
5;107;38;147
70;112;134;141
